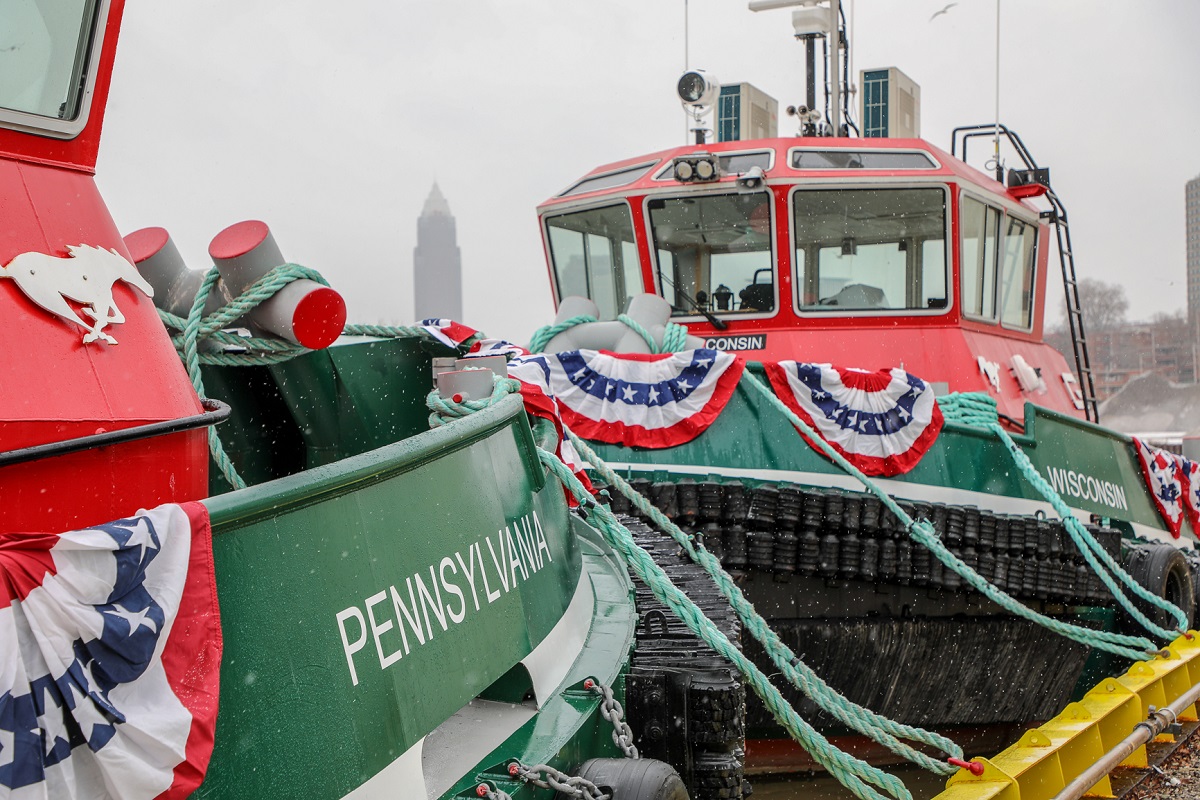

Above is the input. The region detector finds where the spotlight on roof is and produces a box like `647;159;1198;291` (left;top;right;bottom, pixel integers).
677;70;720;108
673;153;720;183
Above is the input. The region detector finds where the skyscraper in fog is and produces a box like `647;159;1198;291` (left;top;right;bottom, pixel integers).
413;183;462;321
1189;175;1200;332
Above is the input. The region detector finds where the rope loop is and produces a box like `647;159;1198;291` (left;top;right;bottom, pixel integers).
425;373;523;429
528;314;598;353
529;311;689;354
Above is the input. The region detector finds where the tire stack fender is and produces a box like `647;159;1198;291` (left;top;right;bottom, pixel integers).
1119;543;1196;635
562;758;690;800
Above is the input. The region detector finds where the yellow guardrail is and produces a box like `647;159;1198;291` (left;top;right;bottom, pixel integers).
933;632;1200;800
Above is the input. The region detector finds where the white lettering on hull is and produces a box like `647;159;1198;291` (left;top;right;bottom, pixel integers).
1044;466;1128;511
334;511;553;686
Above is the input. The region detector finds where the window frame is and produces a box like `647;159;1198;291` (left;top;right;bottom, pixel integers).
558;160;657;198
958;192;1002;324
0;0;110;139
641;186;780;322
787;182;953;319
542;199;642;320
997;213;1039;333
786;146;941;172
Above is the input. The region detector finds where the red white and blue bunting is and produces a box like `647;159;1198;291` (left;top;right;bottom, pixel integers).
1132;437;1185;538
0;503;222;798
764;362;943;477
418;318;480;350
1182;457;1200;534
507;349;744;448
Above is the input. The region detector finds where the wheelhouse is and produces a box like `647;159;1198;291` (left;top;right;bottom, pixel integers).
537;137;1081;422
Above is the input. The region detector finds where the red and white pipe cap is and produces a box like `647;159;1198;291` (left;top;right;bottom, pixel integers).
209;220;346;349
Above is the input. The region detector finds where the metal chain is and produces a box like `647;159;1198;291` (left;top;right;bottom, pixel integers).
475;784;513;800
585;679;640;759
508;761;609;800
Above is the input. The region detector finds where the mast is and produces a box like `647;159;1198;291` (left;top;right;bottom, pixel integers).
749;0;844;136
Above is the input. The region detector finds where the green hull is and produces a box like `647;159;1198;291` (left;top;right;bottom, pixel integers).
593;364;1186;544
191;340;636;799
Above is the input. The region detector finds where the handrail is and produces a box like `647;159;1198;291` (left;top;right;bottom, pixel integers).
1053;677;1200;800
0;398;231;468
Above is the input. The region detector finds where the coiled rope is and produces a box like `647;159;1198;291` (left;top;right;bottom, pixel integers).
740;371;1162;662
567;431;963;776
528;313;690;355
938;392;1189;640
426;377;913;800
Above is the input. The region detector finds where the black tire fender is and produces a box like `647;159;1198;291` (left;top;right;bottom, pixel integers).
560;758;690;800
1118;544;1195;635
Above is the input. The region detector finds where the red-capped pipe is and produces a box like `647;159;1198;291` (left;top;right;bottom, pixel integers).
209;220;346;349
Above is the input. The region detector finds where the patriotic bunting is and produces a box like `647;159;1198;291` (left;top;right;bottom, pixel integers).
764;362;943;476
1182;457;1200;534
463;338;530;359
507;349;744;448
0;503;222;799
418;318;480;350
1134;437;1186;538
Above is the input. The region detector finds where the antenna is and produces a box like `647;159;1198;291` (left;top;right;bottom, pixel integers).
749;0;844;135
683;0;691;143
993;0;1002;181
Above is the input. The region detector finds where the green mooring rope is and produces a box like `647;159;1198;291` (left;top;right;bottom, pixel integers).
425;378;913;800
740;371;1163;662
528;312;690;354
938;392;1189;640
528;314;598;353
567;431;963;776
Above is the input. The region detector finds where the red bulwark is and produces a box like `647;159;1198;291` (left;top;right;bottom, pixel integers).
0;0;208;535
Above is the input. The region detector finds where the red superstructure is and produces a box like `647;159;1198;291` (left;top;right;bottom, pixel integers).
0;0;208;533
537;136;1084;424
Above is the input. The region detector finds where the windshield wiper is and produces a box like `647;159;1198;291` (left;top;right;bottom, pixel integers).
658;274;729;331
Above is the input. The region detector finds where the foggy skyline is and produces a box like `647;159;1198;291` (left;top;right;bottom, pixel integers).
96;1;1200;345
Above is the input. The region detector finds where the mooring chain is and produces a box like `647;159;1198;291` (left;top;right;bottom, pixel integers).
505;761;610;800
474;784;513;800
585;678;640;759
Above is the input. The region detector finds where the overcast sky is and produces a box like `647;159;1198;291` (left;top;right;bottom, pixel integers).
96;1;1200;344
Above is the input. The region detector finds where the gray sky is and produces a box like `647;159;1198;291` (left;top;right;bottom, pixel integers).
97;1;1200;344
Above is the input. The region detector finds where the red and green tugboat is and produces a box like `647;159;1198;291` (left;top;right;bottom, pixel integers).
0;3;680;799
524;1;1200;782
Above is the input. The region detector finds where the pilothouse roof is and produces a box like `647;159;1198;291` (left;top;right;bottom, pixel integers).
540;136;1034;216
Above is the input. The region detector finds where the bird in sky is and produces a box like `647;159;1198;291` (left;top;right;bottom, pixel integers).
929;2;957;21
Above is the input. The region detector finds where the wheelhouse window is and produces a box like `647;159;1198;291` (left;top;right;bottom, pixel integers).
0;0;102;128
792;188;948;312
647;191;775;316
545;204;641;320
960;195;1000;319
999;216;1037;329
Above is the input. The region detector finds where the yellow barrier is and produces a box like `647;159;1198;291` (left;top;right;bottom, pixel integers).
932;632;1200;800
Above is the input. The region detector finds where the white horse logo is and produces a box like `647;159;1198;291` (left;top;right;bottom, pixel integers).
0;244;154;345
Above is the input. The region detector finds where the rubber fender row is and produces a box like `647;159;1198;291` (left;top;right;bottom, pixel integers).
620;517;750;800
610;478;1132;606
742;615;1093;731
